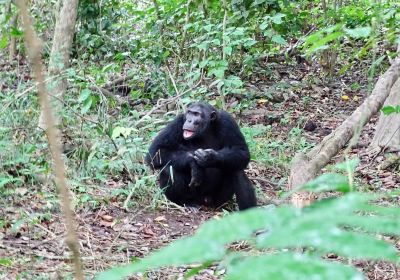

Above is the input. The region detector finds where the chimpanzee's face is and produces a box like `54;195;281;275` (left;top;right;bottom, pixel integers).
182;104;216;140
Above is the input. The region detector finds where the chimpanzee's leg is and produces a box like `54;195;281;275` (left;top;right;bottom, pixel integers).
213;171;256;210
189;161;205;188
159;167;197;206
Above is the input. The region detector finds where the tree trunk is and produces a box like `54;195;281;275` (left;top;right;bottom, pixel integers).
38;0;79;129
288;57;400;207
369;78;400;151
8;15;18;62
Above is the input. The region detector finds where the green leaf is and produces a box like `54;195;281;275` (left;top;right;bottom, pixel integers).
196;208;270;243
297;173;351;193
341;215;400;235
303;24;343;47
96;208;270;280
259;20;269;30
345;27;372;38
0;258;12;267
112;127;134;139
243;38;257;48
0;36;8;49
259;222;398;261
271;13;285;25
208;68;226;79
223;46;233;56
197;41;209;51
0;176;19;188
211;39;221;46
306;31;343;54
382;105;400;115
272;34;287;45
81;97;92;114
334;158;359;172
97;237;225;280
10;27;23;37
78;89;92;102
226;253;364;280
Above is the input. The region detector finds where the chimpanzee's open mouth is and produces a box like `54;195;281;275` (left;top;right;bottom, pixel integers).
183;130;194;139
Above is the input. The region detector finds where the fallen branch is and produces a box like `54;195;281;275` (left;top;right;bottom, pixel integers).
288;57;400;207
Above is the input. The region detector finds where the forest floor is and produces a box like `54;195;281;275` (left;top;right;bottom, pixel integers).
1;57;399;280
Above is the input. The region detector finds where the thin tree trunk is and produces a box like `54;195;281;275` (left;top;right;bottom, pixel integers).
8;15;17;62
37;0;79;129
16;1;84;278
5;1;17;62
288;57;400;207
175;0;192;77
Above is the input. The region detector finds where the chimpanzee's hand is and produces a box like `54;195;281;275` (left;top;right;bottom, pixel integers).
194;149;218;167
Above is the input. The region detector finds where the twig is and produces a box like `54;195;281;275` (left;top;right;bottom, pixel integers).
248;177;279;186
134;77;203;127
104;73;136;88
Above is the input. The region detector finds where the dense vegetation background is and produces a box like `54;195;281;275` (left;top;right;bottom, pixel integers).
0;0;399;279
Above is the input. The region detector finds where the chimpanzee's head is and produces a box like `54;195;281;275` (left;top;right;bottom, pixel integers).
182;102;217;140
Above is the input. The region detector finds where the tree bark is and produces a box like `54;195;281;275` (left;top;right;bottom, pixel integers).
288;57;400;207
8;15;17;62
38;0;79;129
369;78;400;151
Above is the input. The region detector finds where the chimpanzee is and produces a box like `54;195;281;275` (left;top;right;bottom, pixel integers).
146;102;257;210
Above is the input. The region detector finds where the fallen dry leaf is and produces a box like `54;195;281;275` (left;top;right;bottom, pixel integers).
101;215;113;222
154;216;166;222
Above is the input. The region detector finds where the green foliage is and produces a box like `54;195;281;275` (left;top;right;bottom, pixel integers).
382;105;400;115
96;172;400;280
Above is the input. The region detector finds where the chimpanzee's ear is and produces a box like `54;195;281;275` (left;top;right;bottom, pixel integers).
210;111;217;121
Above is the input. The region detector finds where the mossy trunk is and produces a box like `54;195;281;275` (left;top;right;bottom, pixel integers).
38;0;79;129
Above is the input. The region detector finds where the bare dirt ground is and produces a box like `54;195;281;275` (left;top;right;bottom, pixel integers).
1;58;399;279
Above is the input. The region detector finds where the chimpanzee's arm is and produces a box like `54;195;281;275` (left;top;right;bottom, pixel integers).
146;114;193;171
195;111;250;171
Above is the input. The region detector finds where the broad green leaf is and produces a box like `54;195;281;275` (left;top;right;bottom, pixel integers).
243;38;257;47
112;127;134;139
78;89;92;102
0;258;12;267
226;253;364;280
271;13;285;25
272;34;287;45
0;36;8;49
197;41;209;51
212;39;221;46
223;46;233;56
306;31;343;54
345;27;372;38
199;59;209;68
208;68;226;79
382;105;400;115
259;21;269;30
81;97;92;114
